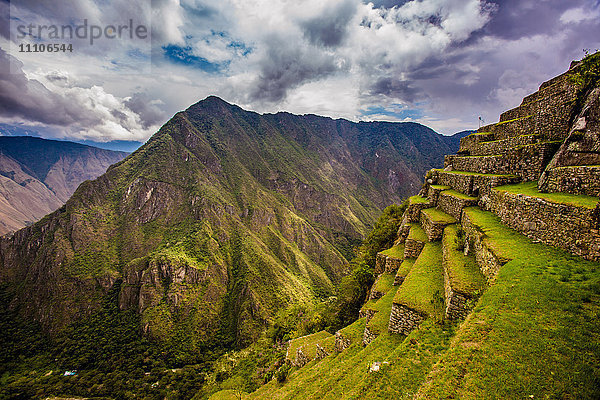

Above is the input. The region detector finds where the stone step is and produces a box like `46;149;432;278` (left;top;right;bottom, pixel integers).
441;224;487;320
375;245;404;274
431;169;521;197
445;141;561;181
404;195;431;223
487;182;600;262
458;132;495;154
404;223;427;258
500;72;576;123
543;165;600;197
363;281;399;346
462;134;543;156
426;184;451;206
388;242;444;335
334;317;366;352
394;258;415;286
420;208;457;241
287;330;333;367
477;115;533;141
437;189;478;222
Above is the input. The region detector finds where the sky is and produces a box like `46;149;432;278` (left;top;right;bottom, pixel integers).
1;0;599;148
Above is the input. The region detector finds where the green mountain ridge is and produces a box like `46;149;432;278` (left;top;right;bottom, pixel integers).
0;136;128;235
0;97;455;354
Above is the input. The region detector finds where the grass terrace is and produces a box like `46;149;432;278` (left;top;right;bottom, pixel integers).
373;273;396;294
494;181;599;209
407;223;428;242
287;331;332;361
393;242;445;319
442;225;487;294
421;208;457;224
409;195;429;204
380;244;405;259
441;189;478;201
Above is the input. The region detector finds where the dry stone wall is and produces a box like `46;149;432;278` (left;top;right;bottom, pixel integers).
462;211;507;280
404;238;425;259
388;303;424;335
362;326;378;346
438;192;477;222
487;189;600;261
334;331;351;352
445;141;560;182
385;256;403;272
544;166;600;196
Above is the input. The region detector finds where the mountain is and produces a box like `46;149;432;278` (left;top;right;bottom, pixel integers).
0;97;456;353
0;137;128;235
233;54;600;399
441;129;474;151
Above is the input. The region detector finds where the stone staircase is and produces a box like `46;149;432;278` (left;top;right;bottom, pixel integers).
284;57;600;372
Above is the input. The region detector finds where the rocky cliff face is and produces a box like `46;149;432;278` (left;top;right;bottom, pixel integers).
0;137;128;235
0;98;456;349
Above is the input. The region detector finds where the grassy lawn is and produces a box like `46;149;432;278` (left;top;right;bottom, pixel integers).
416;207;600;399
373;273;396;293
421;208;457;224
494;181;599;209
288;331;332;361
366;286;399;335
442;224;487;295
409;195;429;205
407;223;428;242
393;242;445;318
397;259;416;279
440;189;478;201
381;244;405;259
429;185;451;191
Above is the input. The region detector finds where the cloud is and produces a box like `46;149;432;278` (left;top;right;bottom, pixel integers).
300;0;358;47
125;92;168;129
2;0;600;140
0;49;165;142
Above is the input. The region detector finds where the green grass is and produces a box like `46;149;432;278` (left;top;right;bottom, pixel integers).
416;207;600;399
287;331;332;361
366;287;398;334
393;242;445;318
409;195;429;205
429;185;451;191
397;259;416;279
495;115;531;126
435;169;518;178
442;225;487;295
481;133;539;144
380;244;405;259
421;208;457;225
407;223;428;242
494;181;599;209
440;189;478;201
373;273;396;294
338;317;366;343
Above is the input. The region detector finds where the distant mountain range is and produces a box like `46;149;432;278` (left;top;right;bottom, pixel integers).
0;137;128;235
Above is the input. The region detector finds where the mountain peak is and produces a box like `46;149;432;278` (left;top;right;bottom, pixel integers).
187;95;236;113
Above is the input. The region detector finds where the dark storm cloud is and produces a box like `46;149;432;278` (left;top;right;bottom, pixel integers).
250;37;341;103
0;49;101;127
0;1;9;40
370;77;421;103
482;0;589;40
125;92;167;129
301;0;358;47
